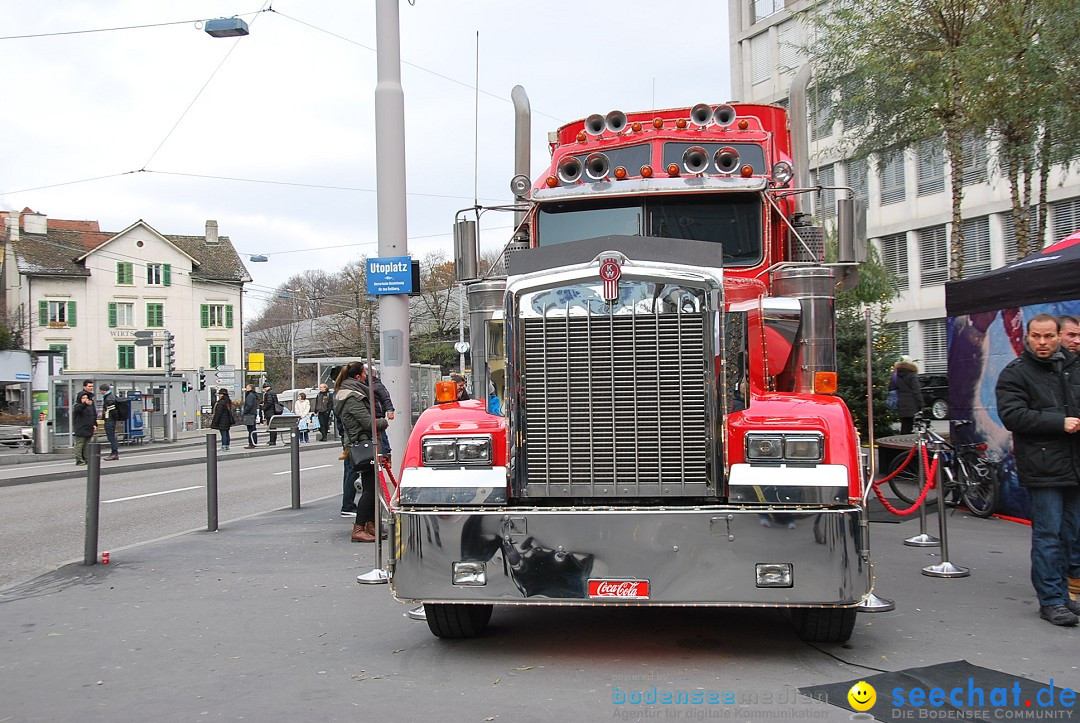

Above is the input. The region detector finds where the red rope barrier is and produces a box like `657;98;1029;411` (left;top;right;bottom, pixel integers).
377;455;398;508
870;443;939;516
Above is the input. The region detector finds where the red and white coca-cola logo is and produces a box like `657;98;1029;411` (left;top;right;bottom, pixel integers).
588;579;650;598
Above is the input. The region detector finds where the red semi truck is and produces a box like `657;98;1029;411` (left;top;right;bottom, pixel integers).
385;75;881;642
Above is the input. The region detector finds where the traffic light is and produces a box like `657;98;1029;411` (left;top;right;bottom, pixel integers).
198;368;206;391
181;381;189;393
165;332;176;375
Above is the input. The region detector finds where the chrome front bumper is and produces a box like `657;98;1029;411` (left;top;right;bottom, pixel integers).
389;506;868;607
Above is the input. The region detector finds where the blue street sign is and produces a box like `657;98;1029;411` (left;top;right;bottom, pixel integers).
366;256;413;295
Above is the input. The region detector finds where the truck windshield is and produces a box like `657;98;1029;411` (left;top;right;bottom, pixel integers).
536;192;762;267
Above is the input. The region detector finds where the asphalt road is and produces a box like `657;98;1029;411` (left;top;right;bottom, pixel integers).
0;446;344;589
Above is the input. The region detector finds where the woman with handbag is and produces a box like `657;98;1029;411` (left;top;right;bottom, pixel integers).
333;362;388;542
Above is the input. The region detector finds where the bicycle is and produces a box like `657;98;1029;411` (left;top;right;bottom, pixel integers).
883;416;1000;518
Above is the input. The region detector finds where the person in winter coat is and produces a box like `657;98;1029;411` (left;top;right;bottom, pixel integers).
294;391;312;443
242;384;260;448
210;389;234;451
261;383;282;446
314;384;332;442
334;362;388;542
72;391;97;466
368;366;395;463
889;355;924;434
996;313;1080;627
99;383;120;460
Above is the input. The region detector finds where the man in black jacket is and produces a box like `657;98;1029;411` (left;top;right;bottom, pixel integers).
242;384;260;448
314;383;332;442
996;313;1080;626
261;383;282;446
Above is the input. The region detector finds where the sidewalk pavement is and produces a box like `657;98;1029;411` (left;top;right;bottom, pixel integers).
1;491;1077;721
0;426;343;487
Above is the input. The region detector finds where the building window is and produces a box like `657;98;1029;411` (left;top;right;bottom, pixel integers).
919;225;949;285
917;137;945;196
201;304;234;329
209;345;227;368
812;164;836;220
922;318;947;373
118;345;135;370
847;158;868;201
48;344;68;369
39;300;76;328
108;302;134;328
879;233;909;289
961;216;991;278
809;89;833;142
146;303;164;328
117;262;133;285
750;33;771;84
147;345;163;369
1051;197;1080;243
753;0;785;22
885;322;910;358
147;263;172;286
879;151;906;205
962;133;988;186
776;21;801;72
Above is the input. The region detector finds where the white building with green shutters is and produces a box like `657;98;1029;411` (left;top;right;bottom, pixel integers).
2;210;250;378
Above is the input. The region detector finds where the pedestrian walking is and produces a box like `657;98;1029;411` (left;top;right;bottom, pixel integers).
334;362;387;539
889;355;924;434
314;383;332;442
262;383;282;446
99;383;120;460
72;391;97;466
242;383;259;448
996;313;1080;626
210;389;234;451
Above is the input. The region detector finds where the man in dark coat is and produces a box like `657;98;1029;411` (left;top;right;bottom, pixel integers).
210;389;234;451
99;383;120;460
72;391;97;466
996;313;1080;626
314;383;332;442
242;384;260;448
261;383;281;446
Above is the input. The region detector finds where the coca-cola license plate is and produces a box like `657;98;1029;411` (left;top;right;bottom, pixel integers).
588;579;650;599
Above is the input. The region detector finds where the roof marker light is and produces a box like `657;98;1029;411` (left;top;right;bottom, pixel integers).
738;119;750;130
652;117;664;129
614;166;628;180
740;164;754;177
675;118;688;129
640;165;653;178
631;121;642;132
576;131;587;142
545;175;559;188
666;163;680;177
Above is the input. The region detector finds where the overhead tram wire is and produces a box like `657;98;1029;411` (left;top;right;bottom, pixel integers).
0;11;264;41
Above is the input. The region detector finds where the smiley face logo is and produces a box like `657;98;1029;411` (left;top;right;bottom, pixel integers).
847;680;876;711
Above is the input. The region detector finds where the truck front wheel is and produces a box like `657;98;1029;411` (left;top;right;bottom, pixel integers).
789;607;856;643
424;603;493;639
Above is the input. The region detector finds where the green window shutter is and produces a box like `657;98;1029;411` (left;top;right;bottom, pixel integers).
108;302;117;328
67;301;76;327
225;305;234;328
163;264;171;286
39;300;47;326
201;305;209;328
123;262;133;284
117;262;124;283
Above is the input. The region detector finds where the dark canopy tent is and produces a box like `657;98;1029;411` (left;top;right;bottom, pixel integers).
946;231;1080;315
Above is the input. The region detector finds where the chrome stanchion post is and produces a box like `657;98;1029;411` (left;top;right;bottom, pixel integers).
923;442;971;578
206;433;219;532
84;441;102;565
855;307;895;614
905;436;940;547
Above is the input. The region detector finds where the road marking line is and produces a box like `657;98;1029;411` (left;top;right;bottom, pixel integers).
104;486;203;503
272;464;332;476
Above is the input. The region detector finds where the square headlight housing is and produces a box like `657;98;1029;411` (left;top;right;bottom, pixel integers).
745;435;784;461
784;435;823;462
422;435;492;466
745;432;824;464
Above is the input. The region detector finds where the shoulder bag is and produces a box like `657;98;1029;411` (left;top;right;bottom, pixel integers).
348;439;376;466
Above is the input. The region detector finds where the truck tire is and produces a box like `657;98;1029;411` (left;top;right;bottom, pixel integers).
789;607;856;643
424;603;493;639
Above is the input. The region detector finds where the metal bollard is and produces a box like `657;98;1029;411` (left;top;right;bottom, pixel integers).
206;433;219;532
290;430;300;509
84;441;102;565
905;440;940;547
923;443;970;578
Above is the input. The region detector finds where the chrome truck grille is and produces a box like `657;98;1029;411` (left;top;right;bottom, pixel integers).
517;281;712;498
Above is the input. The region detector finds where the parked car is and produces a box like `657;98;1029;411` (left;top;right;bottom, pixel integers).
0;424;32;448
918;373;949;420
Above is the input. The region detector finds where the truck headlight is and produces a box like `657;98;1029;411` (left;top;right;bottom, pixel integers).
745;432;824;463
422;435;492;466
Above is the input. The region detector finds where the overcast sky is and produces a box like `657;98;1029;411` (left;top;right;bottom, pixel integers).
0;1;732;315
